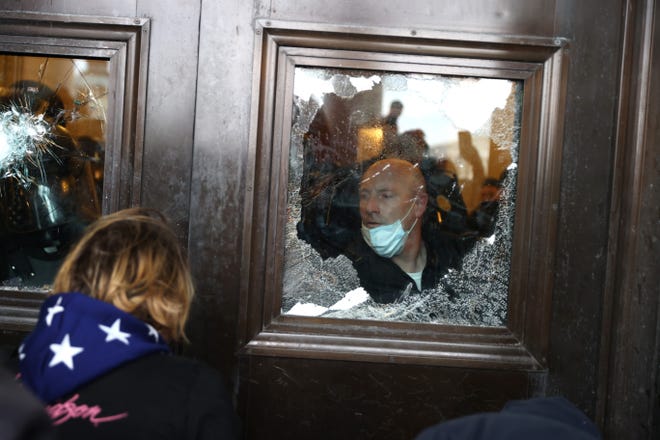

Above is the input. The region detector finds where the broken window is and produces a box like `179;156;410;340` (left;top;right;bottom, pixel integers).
283;67;521;327
0;55;108;289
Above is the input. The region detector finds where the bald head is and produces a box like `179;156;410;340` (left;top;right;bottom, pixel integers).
361;158;426;199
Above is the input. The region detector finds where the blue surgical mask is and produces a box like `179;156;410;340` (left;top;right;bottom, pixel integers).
361;201;418;258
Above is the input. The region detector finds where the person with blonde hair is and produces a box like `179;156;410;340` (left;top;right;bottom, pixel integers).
16;208;240;439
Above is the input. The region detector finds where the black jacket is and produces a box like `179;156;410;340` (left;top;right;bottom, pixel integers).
415;397;602;440
46;353;240;440
15;293;240;440
345;236;463;303
0;367;55;440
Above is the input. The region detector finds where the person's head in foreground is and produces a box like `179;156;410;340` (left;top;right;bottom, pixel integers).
19;208;194;403
52;207;194;342
17;208;241;439
415;396;602;440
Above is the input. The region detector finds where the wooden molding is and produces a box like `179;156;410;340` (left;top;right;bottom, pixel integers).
240;20;569;370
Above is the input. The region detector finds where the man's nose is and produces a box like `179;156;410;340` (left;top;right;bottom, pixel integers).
364;195;379;213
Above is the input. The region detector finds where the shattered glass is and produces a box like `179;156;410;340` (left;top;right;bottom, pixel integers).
0;55;108;289
283;67;521;327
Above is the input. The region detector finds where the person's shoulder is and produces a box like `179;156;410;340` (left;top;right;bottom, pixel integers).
91;352;221;395
127;352;220;381
0;368;55;440
343;234;371;262
415;397;601;440
158;355;242;439
109;353;242;439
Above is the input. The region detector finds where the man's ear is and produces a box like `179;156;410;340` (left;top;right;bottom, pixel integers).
414;191;428;218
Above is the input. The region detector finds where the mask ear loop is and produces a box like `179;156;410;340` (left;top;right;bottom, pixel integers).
403;182;426;233
404;216;419;235
402;196;419;234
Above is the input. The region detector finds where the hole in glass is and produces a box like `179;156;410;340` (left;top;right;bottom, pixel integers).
283;67;521;327
0;54;109;289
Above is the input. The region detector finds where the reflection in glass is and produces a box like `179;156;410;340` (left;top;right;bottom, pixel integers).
0;55;108;289
282;67;522;327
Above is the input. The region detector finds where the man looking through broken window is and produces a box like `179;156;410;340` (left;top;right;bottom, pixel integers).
343;158;464;303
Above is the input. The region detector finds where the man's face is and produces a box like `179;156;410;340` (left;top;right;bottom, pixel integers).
359;165;415;229
481;184;501;202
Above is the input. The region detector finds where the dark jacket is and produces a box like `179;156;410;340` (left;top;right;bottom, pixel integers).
0;367;54;440
16;293;240;440
415;397;602;440
44;353;240;440
345;237;463;303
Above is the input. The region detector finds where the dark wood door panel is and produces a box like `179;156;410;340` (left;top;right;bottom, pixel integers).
239;356;543;439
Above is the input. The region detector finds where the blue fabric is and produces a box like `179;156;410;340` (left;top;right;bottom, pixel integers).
19;293;169;403
415;397;602;440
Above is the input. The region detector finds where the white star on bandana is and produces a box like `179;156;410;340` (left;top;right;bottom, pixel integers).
99;319;131;345
45;297;64;326
146;323;159;341
49;334;84;370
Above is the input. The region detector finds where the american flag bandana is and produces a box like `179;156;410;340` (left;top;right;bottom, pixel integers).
19;292;170;403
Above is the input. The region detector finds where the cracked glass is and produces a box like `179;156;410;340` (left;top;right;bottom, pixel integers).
283;67;522;327
0;54;108;289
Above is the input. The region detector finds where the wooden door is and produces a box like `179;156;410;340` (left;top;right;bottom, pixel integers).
187;1;658;439
234;15;566;439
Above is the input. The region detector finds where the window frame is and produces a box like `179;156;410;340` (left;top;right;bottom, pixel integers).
0;12;150;329
242;20;569;370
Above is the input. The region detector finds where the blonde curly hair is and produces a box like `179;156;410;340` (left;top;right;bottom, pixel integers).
52;207;194;343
